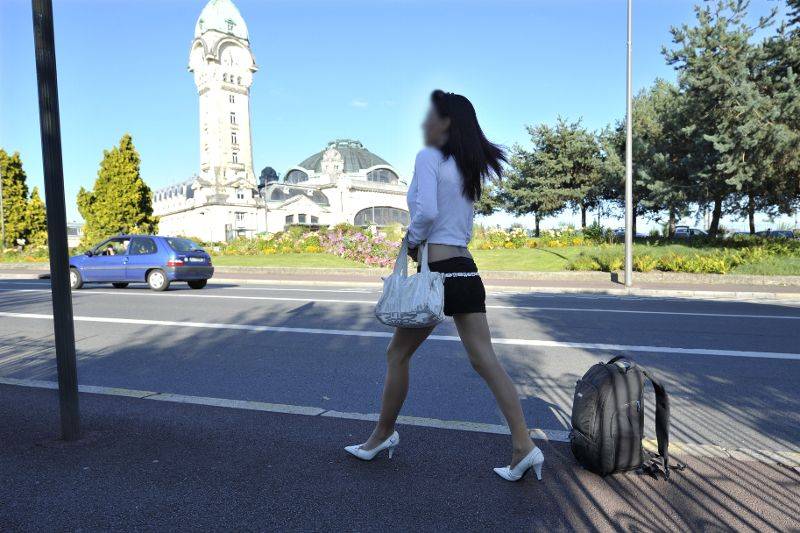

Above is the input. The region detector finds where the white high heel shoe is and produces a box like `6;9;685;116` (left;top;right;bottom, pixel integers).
493;447;544;481
344;431;400;461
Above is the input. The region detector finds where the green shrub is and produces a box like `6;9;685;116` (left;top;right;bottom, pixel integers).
657;253;689;272
567;254;601;271
633;254;659;272
595;251;624;272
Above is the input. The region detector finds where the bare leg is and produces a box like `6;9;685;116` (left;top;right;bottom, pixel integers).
453;313;536;467
361;325;435;450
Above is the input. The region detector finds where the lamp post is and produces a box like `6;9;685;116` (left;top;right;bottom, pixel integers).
32;0;81;440
624;0;634;287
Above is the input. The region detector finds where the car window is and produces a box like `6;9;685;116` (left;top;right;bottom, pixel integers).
93;238;129;256
129;237;157;255
166;237;202;252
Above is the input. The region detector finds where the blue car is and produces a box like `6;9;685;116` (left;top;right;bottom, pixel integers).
69;235;214;291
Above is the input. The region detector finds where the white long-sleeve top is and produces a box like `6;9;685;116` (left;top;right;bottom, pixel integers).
405;147;474;248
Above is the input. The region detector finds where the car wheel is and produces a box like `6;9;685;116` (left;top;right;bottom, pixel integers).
147;269;170;292
187;280;207;290
69;267;83;290
112;282;129;289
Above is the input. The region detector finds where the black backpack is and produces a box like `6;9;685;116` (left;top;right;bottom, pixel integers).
570;356;679;478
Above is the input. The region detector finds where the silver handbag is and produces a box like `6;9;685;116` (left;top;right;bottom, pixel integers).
375;239;445;328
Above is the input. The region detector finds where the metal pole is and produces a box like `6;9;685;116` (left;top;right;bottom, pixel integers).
31;0;80;441
0;162;5;249
624;0;634;287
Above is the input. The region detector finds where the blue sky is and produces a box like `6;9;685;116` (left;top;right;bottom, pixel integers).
1;0;794;230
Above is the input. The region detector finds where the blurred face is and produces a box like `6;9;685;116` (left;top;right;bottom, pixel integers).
422;105;450;147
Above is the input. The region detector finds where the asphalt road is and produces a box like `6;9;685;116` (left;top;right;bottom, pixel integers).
1;277;799;455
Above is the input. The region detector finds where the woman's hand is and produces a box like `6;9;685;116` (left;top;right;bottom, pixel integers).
407;244;419;262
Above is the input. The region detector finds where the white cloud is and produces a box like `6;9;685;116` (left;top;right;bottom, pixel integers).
349;98;369;108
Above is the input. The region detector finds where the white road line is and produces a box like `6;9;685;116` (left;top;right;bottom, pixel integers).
1;376;797;466
2;310;800;360
3;287;800;321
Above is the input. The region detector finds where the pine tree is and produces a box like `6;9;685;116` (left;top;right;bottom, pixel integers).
664;0;777;236
501;124;572;236
0;149;32;247
77;134;158;246
27;187;48;246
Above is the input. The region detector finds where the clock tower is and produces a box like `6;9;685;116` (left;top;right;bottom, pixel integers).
189;0;257;191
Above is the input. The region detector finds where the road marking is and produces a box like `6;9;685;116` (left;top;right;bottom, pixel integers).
2;310;800;360
1;376;797;466
3;287;800;320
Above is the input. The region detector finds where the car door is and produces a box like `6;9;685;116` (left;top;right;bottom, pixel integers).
125;237;159;282
82;238;128;282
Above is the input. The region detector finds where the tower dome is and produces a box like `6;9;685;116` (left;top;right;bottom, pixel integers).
194;0;248;40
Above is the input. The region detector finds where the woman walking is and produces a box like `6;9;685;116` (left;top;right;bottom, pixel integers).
345;90;543;481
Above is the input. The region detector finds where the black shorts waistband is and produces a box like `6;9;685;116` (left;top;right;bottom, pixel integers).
426;256;479;274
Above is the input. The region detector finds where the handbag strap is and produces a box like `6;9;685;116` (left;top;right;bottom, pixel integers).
393;238;430;277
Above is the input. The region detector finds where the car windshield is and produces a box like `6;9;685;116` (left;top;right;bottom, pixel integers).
166;237;202;252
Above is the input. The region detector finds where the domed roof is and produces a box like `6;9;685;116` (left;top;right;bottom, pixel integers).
297;139;391;174
194;0;248;40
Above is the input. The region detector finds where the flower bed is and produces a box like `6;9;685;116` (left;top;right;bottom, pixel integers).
213;224;402;268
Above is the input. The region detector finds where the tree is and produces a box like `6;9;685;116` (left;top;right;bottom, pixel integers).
617;80;693;236
547;118;605;228
757;0;800;219
475;178;503;216
0;149;32;247
78;134;158;246
501;124;573;236
27;187;48;246
664;0;777;236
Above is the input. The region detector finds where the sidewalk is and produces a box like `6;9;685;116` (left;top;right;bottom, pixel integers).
1;383;797;531
4;263;800;299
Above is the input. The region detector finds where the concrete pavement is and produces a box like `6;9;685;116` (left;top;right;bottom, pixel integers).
2;383;798;531
1;275;800;529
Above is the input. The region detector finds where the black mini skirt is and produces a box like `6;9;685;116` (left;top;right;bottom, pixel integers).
420;256;486;316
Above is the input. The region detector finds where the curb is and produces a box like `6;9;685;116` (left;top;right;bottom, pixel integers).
3;274;800;300
1;377;797;467
4;262;800;286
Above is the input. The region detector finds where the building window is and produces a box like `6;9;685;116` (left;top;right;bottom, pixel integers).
232;152;238;163
230;112;236;124
237;76;242;84
366;168;399;184
229;94;235;104
354;206;410;226
285;169;309;184
236;189;244;200
223;74;228;82
310;216;319;224
298;214;307;224
285;214;293;224
235;212;245;222
231;132;237;145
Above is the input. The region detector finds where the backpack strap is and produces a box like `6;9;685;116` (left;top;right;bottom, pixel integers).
641;368;685;479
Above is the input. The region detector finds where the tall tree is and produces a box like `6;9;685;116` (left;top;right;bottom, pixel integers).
757;0;800;219
502;124;572;236
623;80;693;236
78;134;158;246
664;0;777;236
549;118;605;228
0;149;32;247
26;187;48;246
475;178;503;216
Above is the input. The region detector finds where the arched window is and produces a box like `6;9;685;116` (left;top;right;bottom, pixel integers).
285;169;309;184
366;168;399;184
354;206;410;226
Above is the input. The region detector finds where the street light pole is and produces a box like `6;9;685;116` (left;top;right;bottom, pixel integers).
32;0;81;441
0;162;5;250
624;0;634;287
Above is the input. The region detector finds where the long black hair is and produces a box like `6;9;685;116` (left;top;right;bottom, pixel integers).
430;90;506;202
